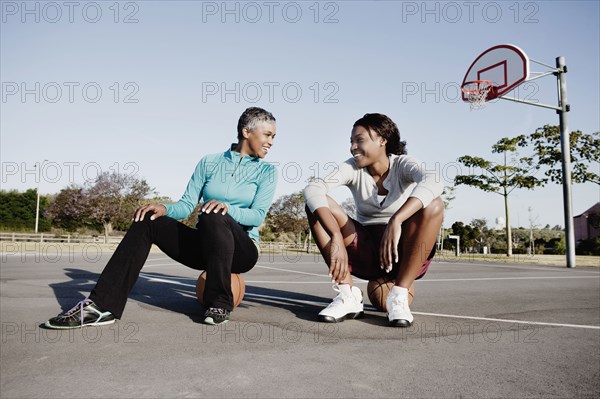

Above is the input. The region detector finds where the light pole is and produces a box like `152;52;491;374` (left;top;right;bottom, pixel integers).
34;160;47;234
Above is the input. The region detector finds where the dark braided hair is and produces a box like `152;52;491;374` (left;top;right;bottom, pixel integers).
352;113;406;155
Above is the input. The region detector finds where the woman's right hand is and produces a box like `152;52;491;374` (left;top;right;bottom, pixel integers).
328;234;349;284
134;203;167;222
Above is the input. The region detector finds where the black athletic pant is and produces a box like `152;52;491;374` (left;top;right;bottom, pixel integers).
89;211;259;318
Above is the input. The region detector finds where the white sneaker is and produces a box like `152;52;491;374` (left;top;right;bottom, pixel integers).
386;286;413;327
318;284;364;323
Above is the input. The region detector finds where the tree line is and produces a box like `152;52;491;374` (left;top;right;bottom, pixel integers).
2;125;597;253
1;172;155;242
448;219;570;255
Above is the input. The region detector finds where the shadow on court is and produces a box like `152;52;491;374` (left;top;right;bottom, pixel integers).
47;268;332;324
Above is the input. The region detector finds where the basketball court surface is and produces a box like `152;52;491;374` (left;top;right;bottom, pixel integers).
1;249;599;398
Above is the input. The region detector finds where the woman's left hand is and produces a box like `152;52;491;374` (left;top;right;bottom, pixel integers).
380;217;402;273
201;200;229;215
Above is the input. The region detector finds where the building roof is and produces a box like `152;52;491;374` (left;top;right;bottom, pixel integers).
574;202;600;219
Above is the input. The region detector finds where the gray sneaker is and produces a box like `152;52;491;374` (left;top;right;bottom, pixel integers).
45;299;115;329
203;307;230;325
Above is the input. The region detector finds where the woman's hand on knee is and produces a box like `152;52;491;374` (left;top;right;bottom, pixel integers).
201;200;229;215
134;204;167;222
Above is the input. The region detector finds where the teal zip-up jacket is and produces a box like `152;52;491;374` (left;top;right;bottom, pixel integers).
163;145;278;242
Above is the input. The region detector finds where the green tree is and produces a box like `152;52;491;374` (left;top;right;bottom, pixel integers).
45;185;94;232
441;186;456;209
439;186;456;250
86;172;154;241
471;218;492;253
549;236;566;255
0;189;50;231
528;125;599;185
265;192;309;246
455;136;547;256
450;221;479;253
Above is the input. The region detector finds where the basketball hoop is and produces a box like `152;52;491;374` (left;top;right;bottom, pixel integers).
461;80;496;110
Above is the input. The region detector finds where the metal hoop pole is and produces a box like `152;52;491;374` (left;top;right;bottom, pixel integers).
556;56;575;268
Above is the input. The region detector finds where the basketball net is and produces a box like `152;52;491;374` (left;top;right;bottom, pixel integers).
462;80;494;111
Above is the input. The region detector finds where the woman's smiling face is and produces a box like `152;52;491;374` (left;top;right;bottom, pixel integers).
244;121;276;158
350;125;386;168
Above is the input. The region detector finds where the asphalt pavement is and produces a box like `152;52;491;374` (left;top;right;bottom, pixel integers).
1;249;599;398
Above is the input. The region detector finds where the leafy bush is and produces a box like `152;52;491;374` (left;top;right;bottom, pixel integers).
576;237;600;256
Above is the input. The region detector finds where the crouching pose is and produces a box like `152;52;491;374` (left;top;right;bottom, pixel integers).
303;113;443;327
46;107;278;328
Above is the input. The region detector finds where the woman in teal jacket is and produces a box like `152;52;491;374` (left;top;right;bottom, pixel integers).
46;107;278;328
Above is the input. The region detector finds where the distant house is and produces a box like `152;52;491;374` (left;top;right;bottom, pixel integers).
574;202;600;242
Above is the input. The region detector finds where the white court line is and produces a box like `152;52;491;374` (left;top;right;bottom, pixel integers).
137;273;600;331
142;264;331;278
144;257;171;262
246;281;338;284
243;276;598;284
242;292;600;330
144;263;182;268
143;271;599;284
244;292;329;306
139;274;335;287
412;312;600;330
141;271;598;284
254;265;329;278
140;273;197;280
436;261;600;272
143;263;181;268
258;261;324;265
139;274;195;287
419;275;600;282
254;265;369;283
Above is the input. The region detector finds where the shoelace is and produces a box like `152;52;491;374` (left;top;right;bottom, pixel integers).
208;307;225;314
64;298;94;325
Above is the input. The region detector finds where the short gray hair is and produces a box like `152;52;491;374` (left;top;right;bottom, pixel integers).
237;107;276;140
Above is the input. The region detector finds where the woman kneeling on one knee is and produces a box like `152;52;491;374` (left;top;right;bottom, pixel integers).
303;113;443;327
46;107;278;329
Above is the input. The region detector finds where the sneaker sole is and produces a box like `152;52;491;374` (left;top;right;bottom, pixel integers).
388;319;412;328
318;311;364;323
44;319;116;330
203;317;229;326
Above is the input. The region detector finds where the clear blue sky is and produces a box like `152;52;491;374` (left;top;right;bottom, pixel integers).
2;0;599;229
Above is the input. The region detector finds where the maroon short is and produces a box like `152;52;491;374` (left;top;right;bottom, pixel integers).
345;219;435;281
